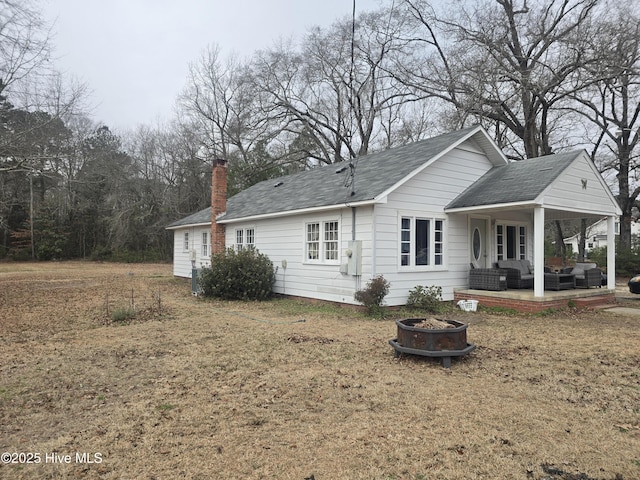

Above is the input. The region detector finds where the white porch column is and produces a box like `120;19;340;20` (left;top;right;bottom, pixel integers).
534;206;545;297
607;215;616;290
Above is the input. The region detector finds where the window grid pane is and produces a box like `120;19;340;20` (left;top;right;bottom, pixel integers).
246;228;255;249
400;217;411;266
324;221;338;260
307;223;320;260
415;219;430;266
184;232;189;251
236;229;244;251
434;220;443;265
201;232;208;257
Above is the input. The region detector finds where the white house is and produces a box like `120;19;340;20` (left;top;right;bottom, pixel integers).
563;217;640;255
167;126;621;305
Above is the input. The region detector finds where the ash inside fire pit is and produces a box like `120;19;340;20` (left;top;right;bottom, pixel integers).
412;317;455;329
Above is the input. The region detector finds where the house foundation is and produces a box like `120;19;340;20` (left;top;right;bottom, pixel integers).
454;288;616;313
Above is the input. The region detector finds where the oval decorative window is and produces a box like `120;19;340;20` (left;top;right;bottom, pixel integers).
472;227;481;261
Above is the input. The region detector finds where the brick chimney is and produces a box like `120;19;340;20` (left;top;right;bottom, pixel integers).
211;159;227;255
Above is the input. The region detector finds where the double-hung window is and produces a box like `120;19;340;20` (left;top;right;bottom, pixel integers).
235;228;255;251
399;215;445;268
201;232;209;257
183;232;189;252
306;220;340;263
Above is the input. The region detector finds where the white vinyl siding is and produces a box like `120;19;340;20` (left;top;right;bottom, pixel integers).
543;154;619;216
223;209;371;304
172;226;212;277
374;143;497;305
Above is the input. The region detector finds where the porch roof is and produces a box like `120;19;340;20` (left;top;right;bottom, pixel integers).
445;150;622;219
445;151;579;209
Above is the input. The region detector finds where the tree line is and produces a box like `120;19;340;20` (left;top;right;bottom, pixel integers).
1;0;639;261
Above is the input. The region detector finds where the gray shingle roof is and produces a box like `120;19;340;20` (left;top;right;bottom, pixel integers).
446;150;582;209
166;126;508;228
221;126;490;222
166;206;211;229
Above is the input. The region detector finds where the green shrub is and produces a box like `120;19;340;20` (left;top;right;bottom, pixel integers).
111;306;136;323
199;248;275;301
590;245;640;277
354;275;390;317
406;285;443;313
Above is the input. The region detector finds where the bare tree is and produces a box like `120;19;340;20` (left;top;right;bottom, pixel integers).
398;0;601;159
179;44;287;192
252;6;420;165
566;5;640;249
0;0;51;97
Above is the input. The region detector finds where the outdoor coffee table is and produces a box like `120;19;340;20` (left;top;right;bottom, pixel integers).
544;272;575;291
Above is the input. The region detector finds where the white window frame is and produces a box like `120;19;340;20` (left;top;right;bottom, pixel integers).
235;227;255;251
201;231;209;257
398;214;446;270
304;219;340;264
183;232;189;252
496;222;528;261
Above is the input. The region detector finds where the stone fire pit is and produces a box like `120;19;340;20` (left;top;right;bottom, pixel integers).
389;318;475;368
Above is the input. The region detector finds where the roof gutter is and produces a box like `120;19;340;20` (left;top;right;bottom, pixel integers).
165;221;211;231
445;200;537;214
218;197;384;224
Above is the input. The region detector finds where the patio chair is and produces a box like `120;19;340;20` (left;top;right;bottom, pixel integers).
496;259;534;289
561;262;603;288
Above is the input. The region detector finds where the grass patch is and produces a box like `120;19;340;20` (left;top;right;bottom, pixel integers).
111;306;137;323
478;305;519;315
0;261;638;480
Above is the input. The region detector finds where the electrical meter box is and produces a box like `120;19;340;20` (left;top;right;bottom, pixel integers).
346;240;362;276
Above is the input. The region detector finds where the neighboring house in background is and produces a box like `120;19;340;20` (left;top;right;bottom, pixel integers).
167;126;621;305
563;217;640;256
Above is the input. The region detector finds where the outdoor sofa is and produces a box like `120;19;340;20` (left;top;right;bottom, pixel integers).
496;259;534;289
468;267;508;291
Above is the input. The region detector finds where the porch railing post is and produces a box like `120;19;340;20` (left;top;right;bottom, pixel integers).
607;216;616;290
534;207;545;297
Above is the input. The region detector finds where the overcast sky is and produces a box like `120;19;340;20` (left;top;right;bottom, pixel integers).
41;0;383;132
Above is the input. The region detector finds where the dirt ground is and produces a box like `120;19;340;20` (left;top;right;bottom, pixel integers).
0;261;638;480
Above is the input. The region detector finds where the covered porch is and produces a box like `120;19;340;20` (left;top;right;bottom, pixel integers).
444;150;622;312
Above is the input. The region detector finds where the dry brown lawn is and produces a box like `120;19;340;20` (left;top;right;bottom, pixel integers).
0;261;639;480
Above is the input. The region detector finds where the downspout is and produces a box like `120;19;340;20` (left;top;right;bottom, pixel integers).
352;206;360;292
371;206;376;278
352;206;356;241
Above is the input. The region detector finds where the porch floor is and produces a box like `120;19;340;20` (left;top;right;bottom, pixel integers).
454;287;616;313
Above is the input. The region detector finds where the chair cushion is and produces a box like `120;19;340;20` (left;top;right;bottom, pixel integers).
575;262;597;271
497;259;531;275
572;263;597;279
